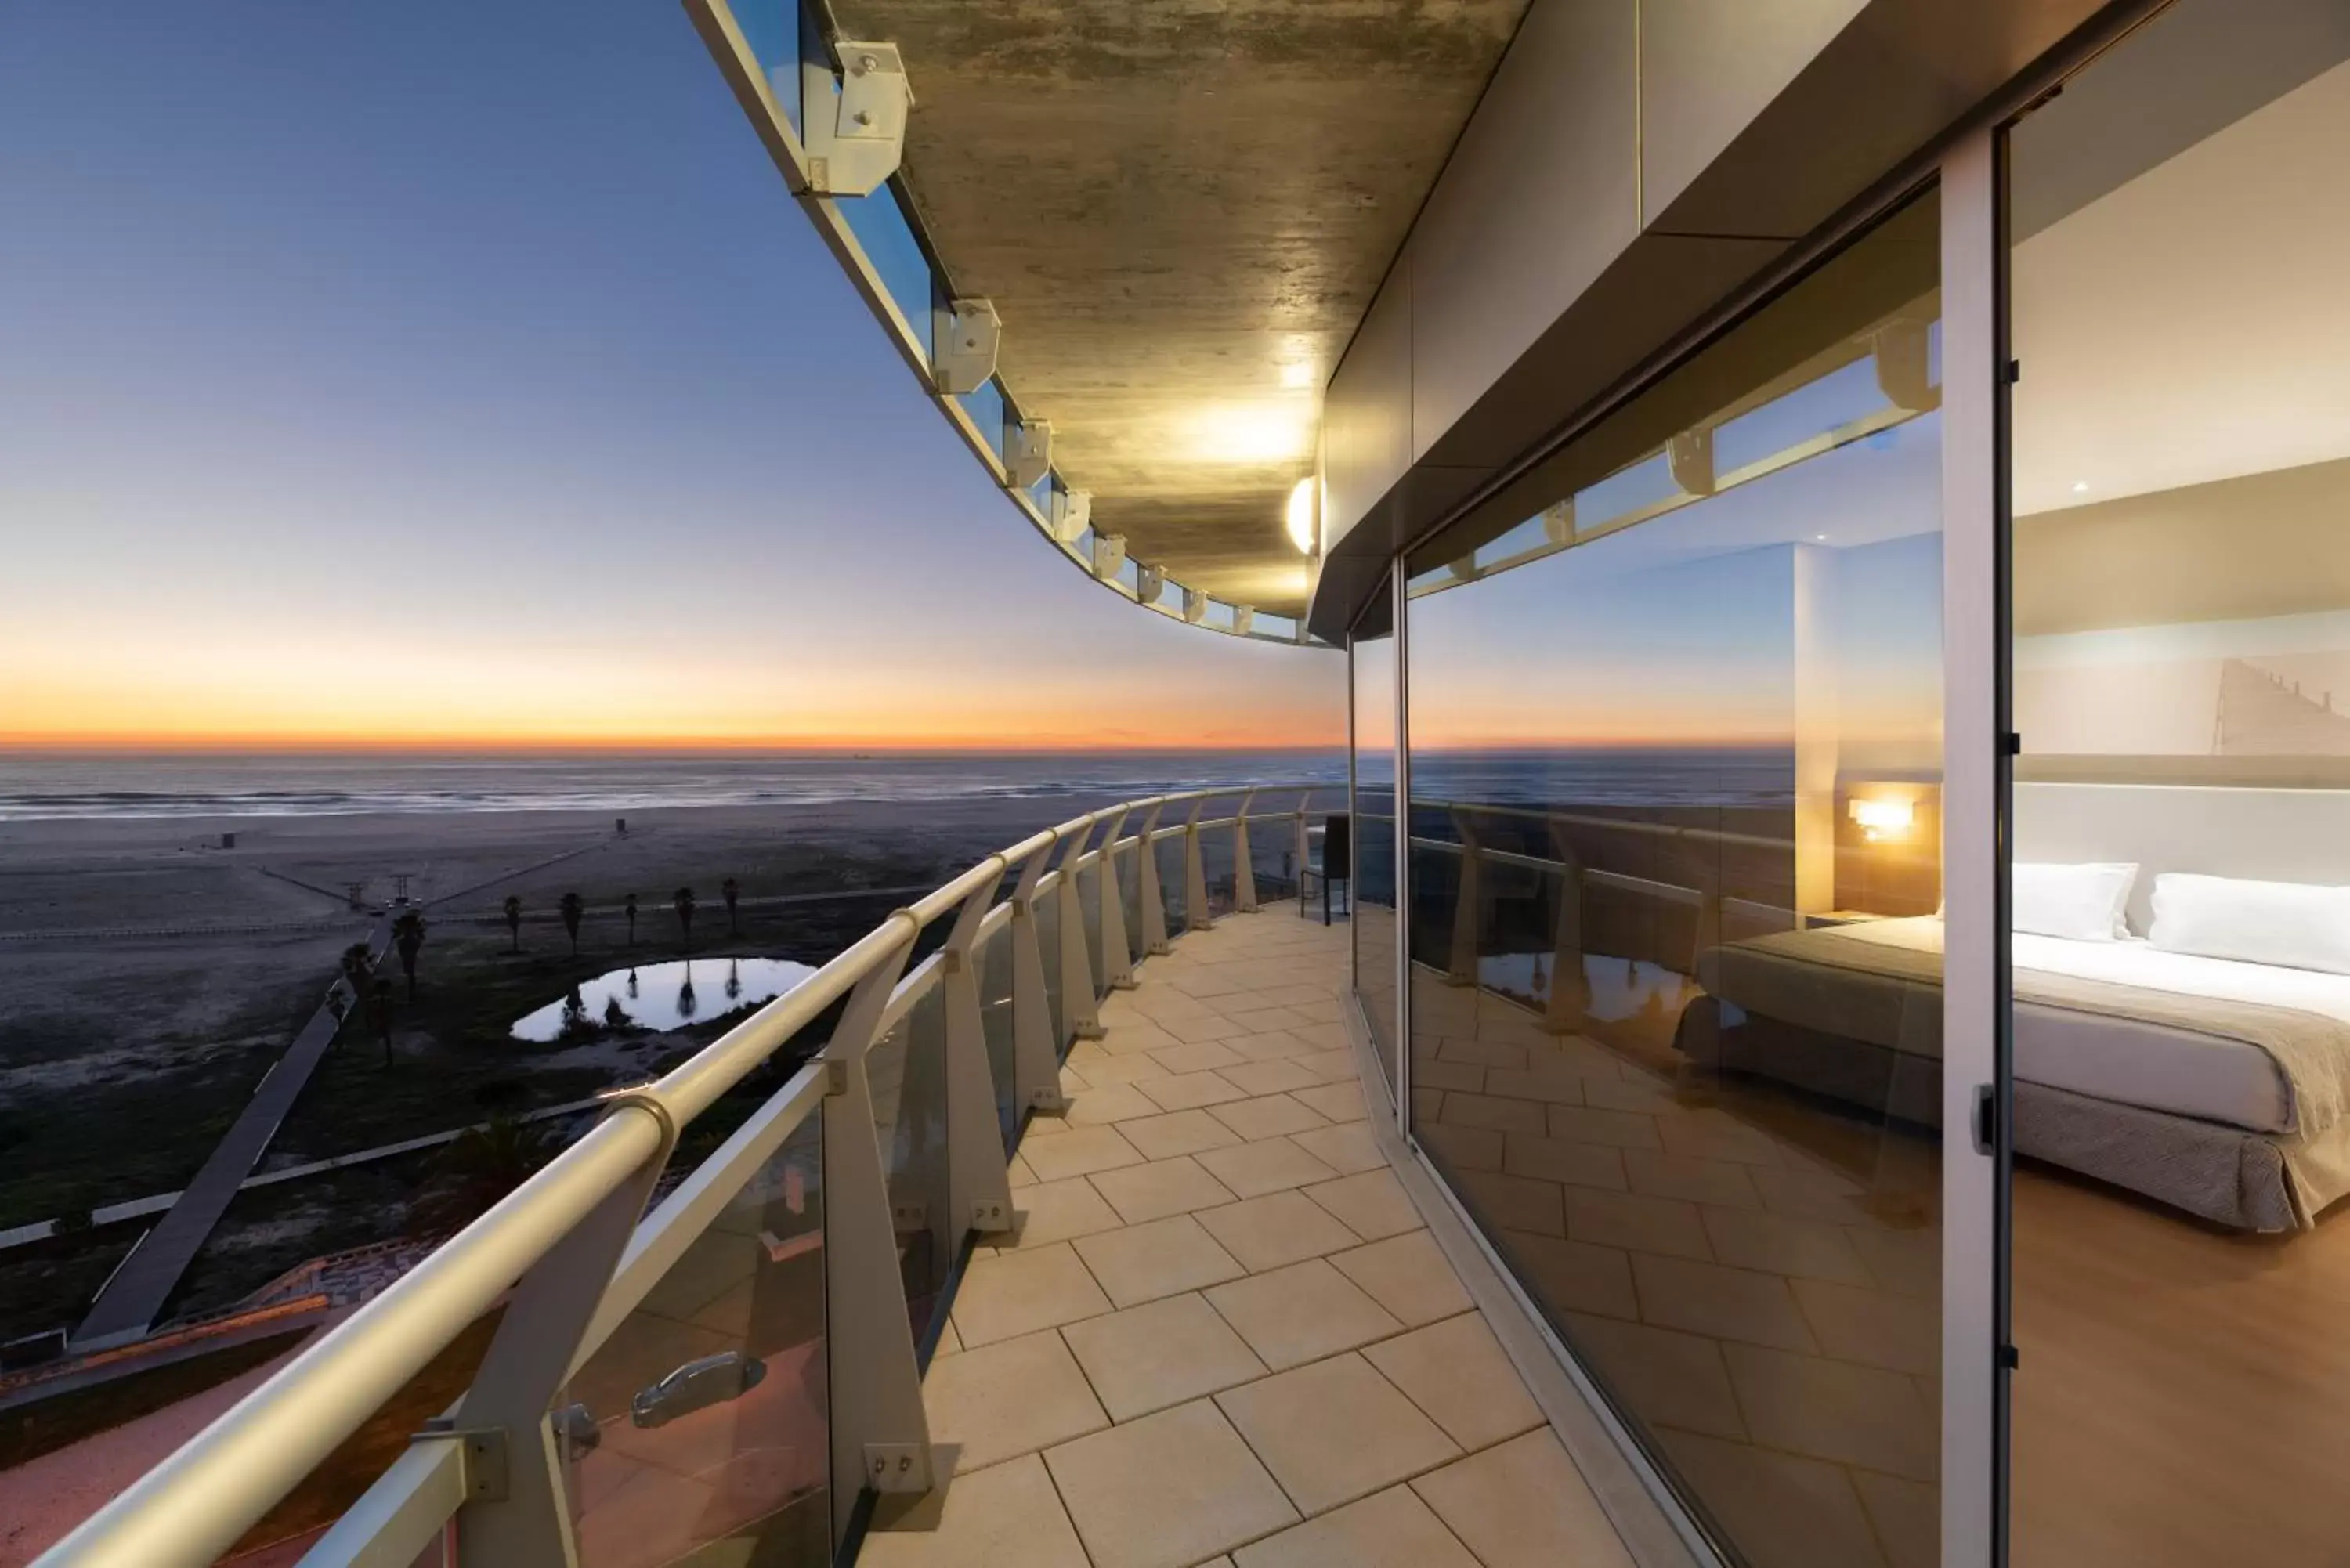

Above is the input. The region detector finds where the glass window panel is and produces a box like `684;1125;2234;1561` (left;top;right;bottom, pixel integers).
1352;627;1400;1091
1253;612;1296;641
836;182;935;363
1404;197;1941;1568
733;0;803;136
2006;9;2350;1563
561;1114;830;1566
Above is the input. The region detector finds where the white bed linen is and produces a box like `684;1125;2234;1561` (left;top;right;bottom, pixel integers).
1831;915;2350;1133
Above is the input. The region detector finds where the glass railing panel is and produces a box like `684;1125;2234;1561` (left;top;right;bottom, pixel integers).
1116;841;1145;965
191;1308;501;1565
975;920;1019;1151
867;981;954;1347
959;380;1007;463
1254;612;1298;641
1036;883;1066;1054
1076;862;1106;999
836;181;937;363
732;0;803;137
558;1117;830;1568
1155;833;1188;939
1246;815;1300;905
1198;826;1238;921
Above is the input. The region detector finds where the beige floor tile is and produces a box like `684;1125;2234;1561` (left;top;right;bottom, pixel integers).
1007;1153;1037;1190
1130;988;1227;1024
1290;1121;1384;1176
1195;1136;1340;1199
1566;1187;1712;1260
1629;1254;1817;1353
1072;1052;1175;1087
1209;1093;1331;1142
1561;1310;1747;1441
952;1243;1114;1347
1789;1277;1938;1376
1099;1022;1190;1057
1503;1132;1629;1192
1159;1010;1260;1042
858;1453;1090;1568
1654;1428;1885;1568
1365;1312;1543;1452
1285;997;1344;1024
1501;1230;1639;1322
1137;1071;1251;1112
1412;1429;1634;1568
1155;1039;1252;1074
1231;1484;1480;1568
1119;1107;1247;1161
1542;1104;1665;1151
1205;1258;1404;1370
1068;1082;1173;1125
1075;1213;1247;1307
1090;1155;1240;1225
1197;1189;1362;1271
1061;1292;1267;1421
1700;1206;1874;1287
1045;1400;1300;1568
1419;1122;1506;1174
1022;1125;1146;1183
1217;1004;1314;1033
1025;1113;1072;1136
937;1316;964;1356
1303;1169;1421;1241
998;1176;1125;1252
1721;1341;1937;1481
1329;1230;1472;1328
1217;1353;1459;1514
1292;1081;1368;1124
1225;1028;1321;1062
1218;1058;1323;1097
1436;1090;1550;1135
1292;1049;1362;1084
1623;1148;1762;1209
924;1328;1109;1472
1455;1171;1568;1238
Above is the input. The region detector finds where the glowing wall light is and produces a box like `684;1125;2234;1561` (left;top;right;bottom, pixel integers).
1849;795;1916;843
1285;478;1317;555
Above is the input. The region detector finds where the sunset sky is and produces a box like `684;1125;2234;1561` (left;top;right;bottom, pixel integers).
0;3;1341;751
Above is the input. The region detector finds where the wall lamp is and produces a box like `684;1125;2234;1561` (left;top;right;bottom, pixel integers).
1285;478;1317;555
1849;796;1915;843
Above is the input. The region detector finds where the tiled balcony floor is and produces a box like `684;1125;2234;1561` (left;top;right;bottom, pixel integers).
861;911;1636;1568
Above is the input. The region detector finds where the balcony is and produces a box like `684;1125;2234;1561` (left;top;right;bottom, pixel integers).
35;786;1633;1568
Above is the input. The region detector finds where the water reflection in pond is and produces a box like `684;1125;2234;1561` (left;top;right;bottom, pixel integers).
512;957;819;1042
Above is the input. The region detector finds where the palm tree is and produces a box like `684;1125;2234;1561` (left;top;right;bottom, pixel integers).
503;895;523;952
624;893;638;947
407;1115;558;1234
721;876;741;936
392;910;428;1001
367;977;396;1068
673;887;696;949
559;892;584;956
339;942;374;1013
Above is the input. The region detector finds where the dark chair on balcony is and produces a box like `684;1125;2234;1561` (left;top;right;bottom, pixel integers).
1300;813;1350;925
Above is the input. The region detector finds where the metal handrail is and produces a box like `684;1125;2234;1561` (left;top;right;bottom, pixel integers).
36;782;1331;1568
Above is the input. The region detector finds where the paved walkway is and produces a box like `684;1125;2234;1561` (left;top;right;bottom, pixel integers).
862;912;1635;1568
74;920;390;1349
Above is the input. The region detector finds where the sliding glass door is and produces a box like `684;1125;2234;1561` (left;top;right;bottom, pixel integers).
2002;5;2350;1563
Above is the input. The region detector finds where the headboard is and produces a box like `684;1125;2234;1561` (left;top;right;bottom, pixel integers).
2014;782;2350;934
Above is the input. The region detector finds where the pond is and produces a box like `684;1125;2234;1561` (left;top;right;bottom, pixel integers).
511;956;820;1042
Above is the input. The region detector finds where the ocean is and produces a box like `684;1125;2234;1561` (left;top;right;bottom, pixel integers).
0;750;1352;822
0;746;1824;823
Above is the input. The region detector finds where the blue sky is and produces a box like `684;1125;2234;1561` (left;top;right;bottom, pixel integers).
0;2;1342;746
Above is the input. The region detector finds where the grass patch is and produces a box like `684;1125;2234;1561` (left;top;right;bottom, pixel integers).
0;1328;308;1471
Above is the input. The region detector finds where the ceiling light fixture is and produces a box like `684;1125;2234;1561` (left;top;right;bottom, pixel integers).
2071;479;2090;494
1285;478;1317;555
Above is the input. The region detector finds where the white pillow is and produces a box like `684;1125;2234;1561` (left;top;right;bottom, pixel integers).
2012;862;2138;941
2149;873;2350;975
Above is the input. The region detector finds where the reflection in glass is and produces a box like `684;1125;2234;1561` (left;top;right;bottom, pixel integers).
1352;627;1400;1090
2007;9;2350;1564
837;182;937;362
562;1116;830;1566
1404;198;1942;1568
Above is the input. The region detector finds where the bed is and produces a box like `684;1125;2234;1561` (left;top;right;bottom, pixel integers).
1673;782;2350;1232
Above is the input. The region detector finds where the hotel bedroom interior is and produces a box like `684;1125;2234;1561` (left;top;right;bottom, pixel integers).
1383;5;2350;1565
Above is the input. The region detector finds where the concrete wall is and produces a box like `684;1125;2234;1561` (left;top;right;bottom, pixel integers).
1315;0;2113;633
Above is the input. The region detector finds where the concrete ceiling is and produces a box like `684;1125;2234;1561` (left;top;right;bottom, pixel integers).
828;0;1531;616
